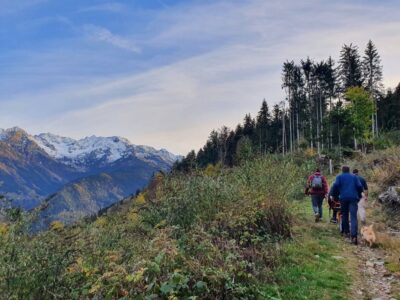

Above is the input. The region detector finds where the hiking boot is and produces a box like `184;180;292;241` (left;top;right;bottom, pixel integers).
330;219;337;224
351;237;358;245
342;232;350;238
314;213;320;223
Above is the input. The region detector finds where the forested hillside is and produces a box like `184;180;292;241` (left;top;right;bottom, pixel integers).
176;41;400;171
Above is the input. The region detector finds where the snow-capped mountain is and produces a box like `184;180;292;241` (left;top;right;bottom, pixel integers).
0;127;180;229
32;132;179;168
0;127;179;168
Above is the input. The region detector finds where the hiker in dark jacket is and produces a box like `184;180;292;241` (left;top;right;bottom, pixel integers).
330;166;363;245
305;169;329;222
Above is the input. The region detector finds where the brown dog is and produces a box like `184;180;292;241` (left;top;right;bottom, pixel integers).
360;224;376;247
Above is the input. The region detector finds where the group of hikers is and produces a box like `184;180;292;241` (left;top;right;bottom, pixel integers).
305;166;368;245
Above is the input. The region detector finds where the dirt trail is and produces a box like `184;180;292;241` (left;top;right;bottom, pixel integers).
315;201;400;299
343;203;400;300
352;242;399;300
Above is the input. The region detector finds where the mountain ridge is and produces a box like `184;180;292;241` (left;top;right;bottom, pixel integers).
1;127;179;167
0;127;180;229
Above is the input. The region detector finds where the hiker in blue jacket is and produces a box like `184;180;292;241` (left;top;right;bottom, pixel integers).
330;166;363;245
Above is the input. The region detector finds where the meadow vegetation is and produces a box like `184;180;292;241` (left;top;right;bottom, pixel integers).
0;154;315;299
1;147;400;299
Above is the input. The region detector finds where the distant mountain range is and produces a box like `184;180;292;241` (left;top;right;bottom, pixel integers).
0;127;180;229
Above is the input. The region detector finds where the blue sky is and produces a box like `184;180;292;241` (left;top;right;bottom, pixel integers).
0;0;399;154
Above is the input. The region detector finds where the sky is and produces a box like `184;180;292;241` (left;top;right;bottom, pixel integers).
0;0;399;155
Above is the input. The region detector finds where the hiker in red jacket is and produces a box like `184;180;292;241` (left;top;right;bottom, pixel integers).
305;169;329;222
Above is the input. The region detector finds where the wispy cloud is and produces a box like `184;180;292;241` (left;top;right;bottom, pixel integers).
1;0;399;154
83;24;141;53
17;15;73;31
0;0;47;15
78;2;126;13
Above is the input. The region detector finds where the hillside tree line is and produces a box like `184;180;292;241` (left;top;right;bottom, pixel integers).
175;40;400;171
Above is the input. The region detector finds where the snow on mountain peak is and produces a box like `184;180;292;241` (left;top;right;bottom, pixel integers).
1;127;179;167
31;132;179;167
33;133;132;164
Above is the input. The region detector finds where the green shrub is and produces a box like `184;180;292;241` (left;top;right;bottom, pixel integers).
0;154;315;298
373;131;400;149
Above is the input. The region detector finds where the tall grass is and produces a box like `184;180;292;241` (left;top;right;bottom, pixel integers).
0;154;315;299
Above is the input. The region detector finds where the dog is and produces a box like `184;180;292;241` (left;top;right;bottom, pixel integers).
360;224;376;247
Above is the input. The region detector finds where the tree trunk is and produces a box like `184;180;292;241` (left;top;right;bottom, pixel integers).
319;91;324;151
308;89;313;149
316;96;320;155
372;113;375;138
296;103;300;149
264;126;268;154
329;96;333;149
338;119;342;158
289;108;293;153
282;110;286;155
353;128;358;150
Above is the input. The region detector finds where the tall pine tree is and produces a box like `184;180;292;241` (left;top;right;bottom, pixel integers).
256;100;271;154
362;40;383;137
339;43;363;92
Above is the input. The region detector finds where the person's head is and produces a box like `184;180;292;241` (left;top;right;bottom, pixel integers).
315;168;321;173
353;169;359;175
342;165;350;173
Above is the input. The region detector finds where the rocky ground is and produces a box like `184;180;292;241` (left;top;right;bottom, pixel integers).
349;197;400;300
353;243;400;300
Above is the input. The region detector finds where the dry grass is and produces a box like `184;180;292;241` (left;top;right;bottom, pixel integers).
363;147;400;188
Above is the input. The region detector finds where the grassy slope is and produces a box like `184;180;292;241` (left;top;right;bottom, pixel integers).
262;200;360;300
6;149;400;299
0;155;313;299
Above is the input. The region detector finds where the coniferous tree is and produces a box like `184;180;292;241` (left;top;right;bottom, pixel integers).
243;114;256;137
278;101;288;155
217;126;230;164
309;60;332;153
174;42;400;173
198;130;220;166
313;61;325;153
256;100;271;154
325;57;338;149
301;57;314;148
339;43;363;91
292;66;305;149
378;83;400;131
270;104;283;152
282;61;296;153
177;150;197;171
225;130;237;166
185;150;197;170
362;40;383;137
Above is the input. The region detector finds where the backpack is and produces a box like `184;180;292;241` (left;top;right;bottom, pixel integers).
311;175;323;190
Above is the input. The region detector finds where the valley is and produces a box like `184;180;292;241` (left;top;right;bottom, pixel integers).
0;127;179;229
